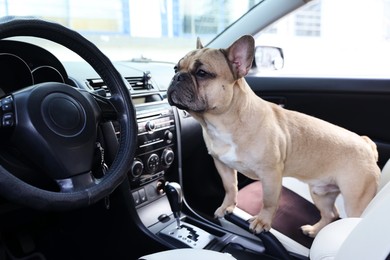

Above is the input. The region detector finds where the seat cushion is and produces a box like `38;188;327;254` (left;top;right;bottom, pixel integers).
309;218;361;260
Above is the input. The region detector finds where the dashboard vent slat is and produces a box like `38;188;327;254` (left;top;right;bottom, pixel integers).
125;72;154;91
87;74;154;97
87;78;110;97
126;76;145;91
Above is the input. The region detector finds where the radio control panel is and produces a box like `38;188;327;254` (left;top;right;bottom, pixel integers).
129;101;177;190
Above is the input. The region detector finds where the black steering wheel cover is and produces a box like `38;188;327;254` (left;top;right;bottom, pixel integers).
0;16;137;210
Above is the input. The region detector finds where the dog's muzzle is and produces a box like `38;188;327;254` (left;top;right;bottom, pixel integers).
167;72;192;109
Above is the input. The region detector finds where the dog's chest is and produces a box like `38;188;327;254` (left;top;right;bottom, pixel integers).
203;125;242;169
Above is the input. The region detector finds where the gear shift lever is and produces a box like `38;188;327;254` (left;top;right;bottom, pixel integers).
165;181;183;229
161;182;215;249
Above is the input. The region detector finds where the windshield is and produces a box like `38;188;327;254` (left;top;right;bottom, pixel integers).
0;0;261;62
2;0;389;78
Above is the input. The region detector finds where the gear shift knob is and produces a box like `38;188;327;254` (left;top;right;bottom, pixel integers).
165;181;183;228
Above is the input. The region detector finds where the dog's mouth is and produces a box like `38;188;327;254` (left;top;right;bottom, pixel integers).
168;90;179;105
167;82;206;113
167;89;188;110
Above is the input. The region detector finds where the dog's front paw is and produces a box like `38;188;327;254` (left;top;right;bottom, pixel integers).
300;224;318;238
249;215;272;234
214;204;236;218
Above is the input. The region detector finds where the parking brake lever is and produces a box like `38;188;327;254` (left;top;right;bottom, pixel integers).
165;181;183;229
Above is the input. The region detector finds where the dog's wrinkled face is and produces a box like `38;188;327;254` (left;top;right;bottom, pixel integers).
167;47;234;113
167;35;254;114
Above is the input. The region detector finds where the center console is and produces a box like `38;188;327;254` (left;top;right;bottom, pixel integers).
129;98;177;208
127;95;227;249
128;97;270;258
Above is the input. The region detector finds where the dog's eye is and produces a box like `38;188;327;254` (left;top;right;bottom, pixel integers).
196;69;208;77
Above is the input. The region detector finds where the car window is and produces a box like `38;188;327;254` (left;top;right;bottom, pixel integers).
2;0;388;79
0;0;261;63
254;0;390;78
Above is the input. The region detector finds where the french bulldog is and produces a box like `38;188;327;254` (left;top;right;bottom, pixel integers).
167;35;380;237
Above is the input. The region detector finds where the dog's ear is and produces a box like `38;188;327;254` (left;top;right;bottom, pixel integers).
226;35;255;79
196;37;204;49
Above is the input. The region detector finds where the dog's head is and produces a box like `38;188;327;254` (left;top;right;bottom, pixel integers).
167;35;255;114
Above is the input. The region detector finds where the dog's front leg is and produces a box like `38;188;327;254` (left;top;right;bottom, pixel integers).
213;158;238;218
249;172;282;233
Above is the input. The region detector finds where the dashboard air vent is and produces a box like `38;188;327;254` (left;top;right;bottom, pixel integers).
87;72;154;97
126;71;154;91
87;78;111;97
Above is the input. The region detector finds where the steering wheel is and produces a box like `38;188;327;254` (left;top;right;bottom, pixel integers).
0;17;137;210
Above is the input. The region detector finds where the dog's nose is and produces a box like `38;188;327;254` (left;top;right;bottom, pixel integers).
175;72;184;82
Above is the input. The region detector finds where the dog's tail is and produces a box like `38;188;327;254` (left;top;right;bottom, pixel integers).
362;135;379;162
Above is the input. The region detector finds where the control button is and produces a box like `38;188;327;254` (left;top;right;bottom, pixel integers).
145;121;156;132
2;113;14;127
0;96;13;111
1;102;12;111
138;188;147;203
146;153;159;173
131;158;144;178
158;214;170;223
165;130;173;143
161;148;174;167
156;179;165;195
132;191;140;205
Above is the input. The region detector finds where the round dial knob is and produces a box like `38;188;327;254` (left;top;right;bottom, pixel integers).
146;153;160;173
131;158;144;178
145;121;156;132
161;148;174;167
165;130;173;143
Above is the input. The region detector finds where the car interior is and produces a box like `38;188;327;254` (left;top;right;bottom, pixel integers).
1;1;390;260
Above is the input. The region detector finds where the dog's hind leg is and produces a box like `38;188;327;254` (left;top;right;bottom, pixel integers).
301;184;340;238
339;169;379;218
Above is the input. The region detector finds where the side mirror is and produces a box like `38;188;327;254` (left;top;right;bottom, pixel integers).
254;46;284;71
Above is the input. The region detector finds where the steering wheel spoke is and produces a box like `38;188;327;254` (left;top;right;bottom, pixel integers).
90;92;120;121
56;171;97;192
